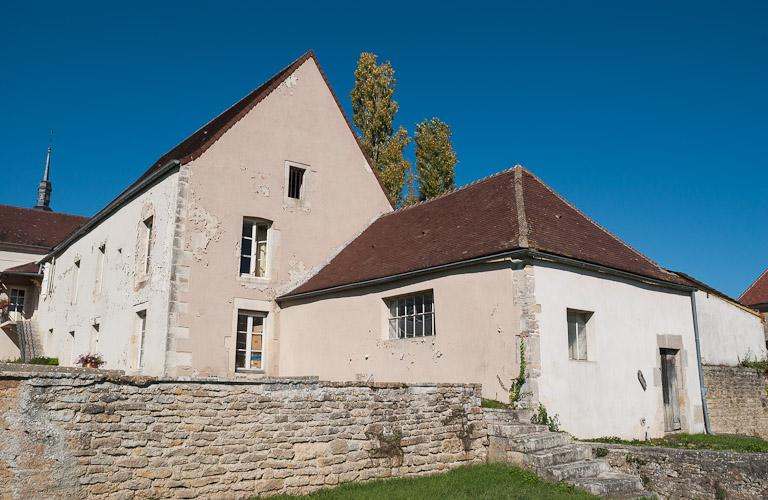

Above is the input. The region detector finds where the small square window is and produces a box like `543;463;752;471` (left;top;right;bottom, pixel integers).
567;310;591;361
288;166;305;199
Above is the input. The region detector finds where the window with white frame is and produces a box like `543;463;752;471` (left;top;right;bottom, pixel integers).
70;259;80;304
136;310;147;368
387;291;435;339
140;216;153;274
567;309;591;361
9;288;25;313
95;244;106;294
235;310;266;370
240;219;269;277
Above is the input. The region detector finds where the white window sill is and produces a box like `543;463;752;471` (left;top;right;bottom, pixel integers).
235;369;265;376
238;274;270;283
390;335;437;342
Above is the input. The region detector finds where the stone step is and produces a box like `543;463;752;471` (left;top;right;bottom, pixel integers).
483;408;529;423
487;422;549;437
507;431;572;452
541;459;609;482
569;471;645;497
524;443;593;467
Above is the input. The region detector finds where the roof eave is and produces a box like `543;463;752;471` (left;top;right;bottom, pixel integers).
42;159;181;262
278;248;695;303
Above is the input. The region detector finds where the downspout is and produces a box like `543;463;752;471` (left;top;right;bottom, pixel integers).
690;290;712;434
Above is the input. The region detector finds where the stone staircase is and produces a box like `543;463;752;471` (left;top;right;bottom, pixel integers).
485;408;650;498
17;319;43;361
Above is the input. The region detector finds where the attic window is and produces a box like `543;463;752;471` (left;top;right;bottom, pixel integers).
288;166;305;199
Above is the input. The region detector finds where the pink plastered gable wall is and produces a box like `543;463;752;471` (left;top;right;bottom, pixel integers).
167;57;392;377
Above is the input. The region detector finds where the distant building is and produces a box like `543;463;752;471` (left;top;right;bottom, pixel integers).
739;269;768;344
2;51;765;439
0;147;89;359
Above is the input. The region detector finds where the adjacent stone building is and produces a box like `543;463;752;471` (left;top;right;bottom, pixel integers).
0;147;89;360
740;268;768;342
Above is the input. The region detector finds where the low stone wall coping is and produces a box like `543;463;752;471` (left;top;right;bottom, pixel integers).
0;368;482;390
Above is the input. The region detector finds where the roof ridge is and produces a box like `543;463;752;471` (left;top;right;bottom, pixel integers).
381;165;521;217
739;267;768;302
522;168;678;279
513;166;529;247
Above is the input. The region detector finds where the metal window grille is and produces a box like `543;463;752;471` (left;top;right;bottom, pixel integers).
288;166;305;199
388;292;435;339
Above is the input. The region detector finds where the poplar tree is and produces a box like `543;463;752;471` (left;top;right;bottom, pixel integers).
414;118;457;200
350;52;409;205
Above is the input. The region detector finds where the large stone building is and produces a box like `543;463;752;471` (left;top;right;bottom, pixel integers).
2;51;765;439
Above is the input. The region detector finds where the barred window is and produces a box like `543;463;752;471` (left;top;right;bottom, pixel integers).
288;166;305;199
388;292;435;339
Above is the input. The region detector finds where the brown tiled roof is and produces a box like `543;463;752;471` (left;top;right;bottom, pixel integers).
118;50;393;207
286;166;687;297
740;269;768;307
0;204;89;250
2;261;41;275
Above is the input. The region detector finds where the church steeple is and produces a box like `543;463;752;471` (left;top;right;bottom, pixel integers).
34;145;53;211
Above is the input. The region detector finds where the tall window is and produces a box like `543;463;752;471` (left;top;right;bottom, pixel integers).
567;310;591;361
95;244;106;294
240;219;269;277
141;216;153;274
70;259;80;304
288;166;306;199
136;310;147;368
236;311;266;370
9;288;25;313
388;291;435;339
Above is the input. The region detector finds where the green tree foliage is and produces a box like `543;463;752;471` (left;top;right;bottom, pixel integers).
376;127;411;207
351;53;410;205
414;118;457;200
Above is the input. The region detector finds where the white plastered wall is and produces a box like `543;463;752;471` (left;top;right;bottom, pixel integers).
35;171;179;374
534;262;705;439
279;261;522;402
695;290;766;365
0;248;45;272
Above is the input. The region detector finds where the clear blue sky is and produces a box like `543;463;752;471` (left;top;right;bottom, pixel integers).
1;1;765;297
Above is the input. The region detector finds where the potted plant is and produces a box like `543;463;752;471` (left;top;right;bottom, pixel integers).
76;353;105;369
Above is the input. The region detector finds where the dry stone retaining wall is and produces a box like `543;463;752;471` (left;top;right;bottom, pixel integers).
0;369;486;499
703;365;768;439
599;444;768;499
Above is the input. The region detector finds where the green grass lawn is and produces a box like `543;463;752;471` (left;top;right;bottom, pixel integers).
266;463;597;500
587;433;768;453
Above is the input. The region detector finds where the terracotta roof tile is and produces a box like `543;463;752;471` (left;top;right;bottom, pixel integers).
0;204;89;250
287;166;687;296
2;261;41;275
740;269;768;307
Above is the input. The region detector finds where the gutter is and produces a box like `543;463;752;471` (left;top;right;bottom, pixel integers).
277;250;530;302
689;290;712;434
39;159;181;262
278;249;695;302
